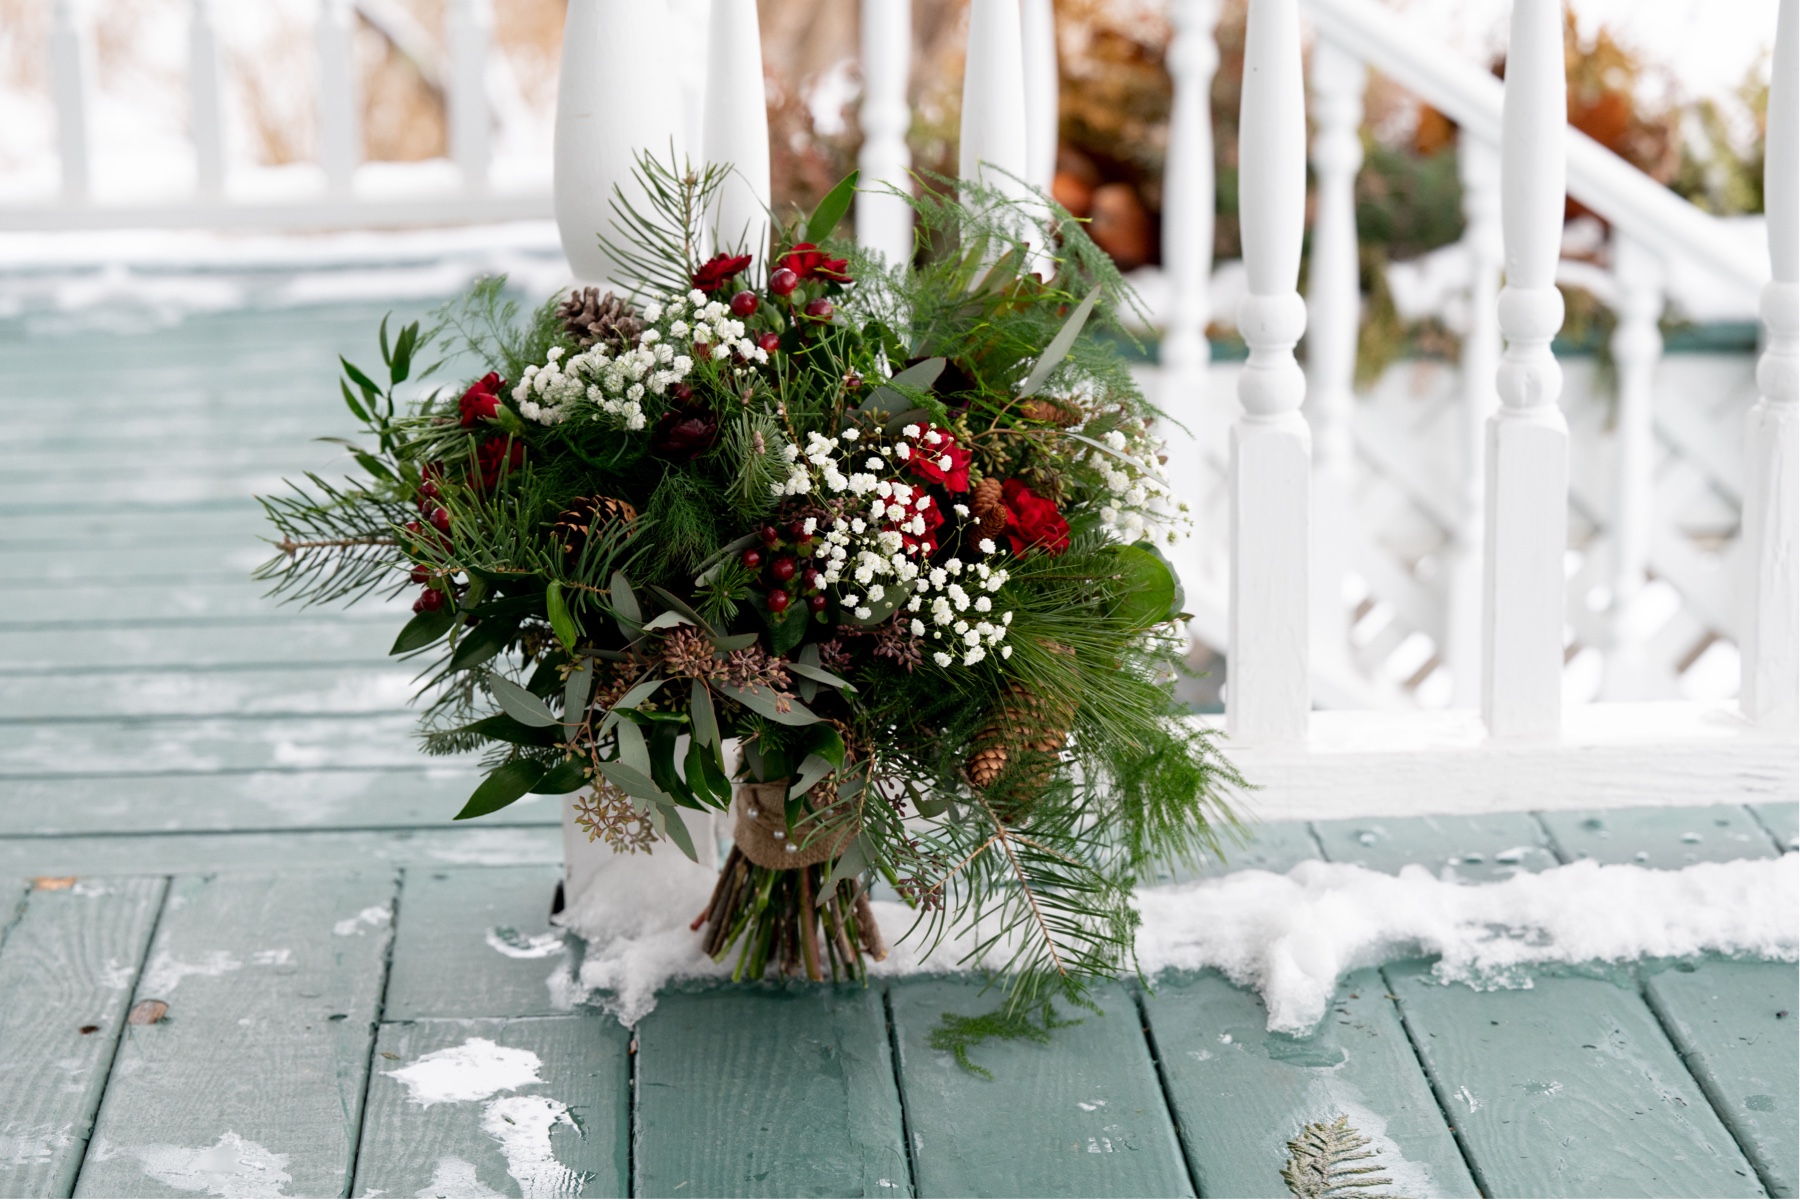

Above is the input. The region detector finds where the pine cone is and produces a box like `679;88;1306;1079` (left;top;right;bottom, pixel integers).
557;287;644;351
553;495;638;555
963;646;1078;809
1019;397;1085;426
970;476;1008;541
966;743;1010;789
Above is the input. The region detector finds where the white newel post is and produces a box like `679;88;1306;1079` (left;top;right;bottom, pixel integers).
857;0;914;264
1160;0;1219;389
1228;0;1310;742
554;0;686;288
1448;139;1503;706
50;0;90;202
447;0;493;192
316;0;361;195
1305;40;1365;675
1601;233;1664;700
1741;0;1799;728
1482;0;1568;738
703;0;773;261
188;0;224;197
1020;0;1059;194
959;0;1032;221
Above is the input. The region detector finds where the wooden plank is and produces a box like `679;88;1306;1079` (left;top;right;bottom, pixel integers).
1749;802;1799;852
74;870;398;1198
888;979;1191;1198
0;503;261;547
0;877;26;943
0;876;166;1198
1147;819;1321;887
0;824;562;877
1311;812;1561;881
0;584;406;626
634;984;911;1197
1141;968;1478;1199
1384;958;1765;1197
1538;804;1782;868
0;665;417;720
0;619;394;672
353;1016;630;1198
385;865;573;1020
0;767;513;836
1643;960;1800;1198
0;714;469;777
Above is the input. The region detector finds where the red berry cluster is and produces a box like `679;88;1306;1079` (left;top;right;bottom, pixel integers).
741;519;827;619
406;478;454;613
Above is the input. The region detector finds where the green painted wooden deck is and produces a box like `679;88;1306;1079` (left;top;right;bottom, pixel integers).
1;306;1795;1199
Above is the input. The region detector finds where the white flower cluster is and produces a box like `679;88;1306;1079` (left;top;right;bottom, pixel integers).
509;290;767;431
781;427;1014;669
1087;423;1193;546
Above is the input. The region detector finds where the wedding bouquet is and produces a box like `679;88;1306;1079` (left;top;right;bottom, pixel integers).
260;159;1239;1020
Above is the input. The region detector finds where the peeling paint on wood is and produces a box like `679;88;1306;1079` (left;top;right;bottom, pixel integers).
386;866;573;1021
1539;805;1782;869
1310;812;1559;882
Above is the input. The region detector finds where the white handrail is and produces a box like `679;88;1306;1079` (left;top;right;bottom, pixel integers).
1300;0;1767;296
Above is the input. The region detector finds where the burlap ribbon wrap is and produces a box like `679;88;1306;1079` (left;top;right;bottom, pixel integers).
732;780;857;869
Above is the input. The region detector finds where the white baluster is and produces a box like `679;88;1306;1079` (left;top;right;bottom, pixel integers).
1447;139;1502;707
703;0;772;261
959;0;1031;214
1483;0;1568;737
1601;233;1664;700
1228;0;1311;742
553;0;686;288
188;0;225;197
670;0;710;169
1741;0;1799;728
316;0;361;195
1160;0;1219;388
49;0;90;202
447;0;492;191
1019;0;1058;194
1304;40;1365;676
857;0;914;264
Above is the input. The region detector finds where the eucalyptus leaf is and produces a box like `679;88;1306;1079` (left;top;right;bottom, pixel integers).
656;801;700;862
390;606;454;655
683;738;728;807
1017;285;1101;398
641;610;692;631
594;760;675;808
614;718;651;775
725;683;821;727
819;834;872;904
648;586;710;630
563;656;595;730
787;662;857;693
447;615;520;672
788;751;835;801
487;671;558;727
610;571;641;624
711;631;759;652
530;756;590;795
856;357;945;421
689;680;719;749
454;759;545;820
613;676;667;711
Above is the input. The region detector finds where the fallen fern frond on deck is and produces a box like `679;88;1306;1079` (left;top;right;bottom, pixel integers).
1281;1115;1395;1198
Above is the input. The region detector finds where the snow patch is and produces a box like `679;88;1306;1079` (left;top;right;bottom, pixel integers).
416;1156;502;1199
90;1132;293;1198
386;1038;544;1107
334;905;392;937
480;1095;586;1198
2;1122;73;1168
485;927;567;960
138;950;242;996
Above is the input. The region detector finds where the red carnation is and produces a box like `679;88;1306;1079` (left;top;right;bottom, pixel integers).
1000;479;1069;557
471;437;525;491
895;492;946;557
777;242;852;284
459;372;505;427
905;426;972;493
691;253;753;294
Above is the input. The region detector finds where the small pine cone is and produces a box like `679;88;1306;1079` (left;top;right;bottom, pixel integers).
1019;397;1085;426
553;495;638;555
966;743;1009;789
969;476;1008;541
557;287;644;350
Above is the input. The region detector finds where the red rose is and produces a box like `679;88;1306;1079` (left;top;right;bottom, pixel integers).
1000;479;1069;557
777;242;852;284
650;403;719;460
691;253;753;294
905;427;972;493
894;492;946;557
459;372;505;427
471;437;524;491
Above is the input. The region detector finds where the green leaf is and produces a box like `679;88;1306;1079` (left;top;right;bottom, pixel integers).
712;631;759;652
804;169;860;244
648;586;711;631
460;714;562;747
969;245;1024;298
610;571;641;625
563;656;595;730
614;718;652;775
594;760;675;808
340;356;382;399
545;580;578;653
487;671;559;727
448;616;520;672
454;759;546;820
1108;543;1179;629
531;756;590;794
390;322;417;386
695;533;761;585
820;834;872;904
725;683;820;726
857;357;945;422
1017;285;1101;398
910;781;953;818
656;802;700;862
765;606;808;656
613;676;667;712
840;580;913;627
787;661;857;693
788;752;835;801
378;313;392;367
687;736;732;806
689;680;719;749
340;380;370;423
641;610;691;631
391;606;454;655
352;451;396;483
805;724;846;769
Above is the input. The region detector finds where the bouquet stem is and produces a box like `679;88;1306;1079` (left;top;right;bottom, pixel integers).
701;845;886;983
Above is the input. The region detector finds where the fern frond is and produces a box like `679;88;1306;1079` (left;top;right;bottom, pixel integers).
1281;1115;1396;1199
